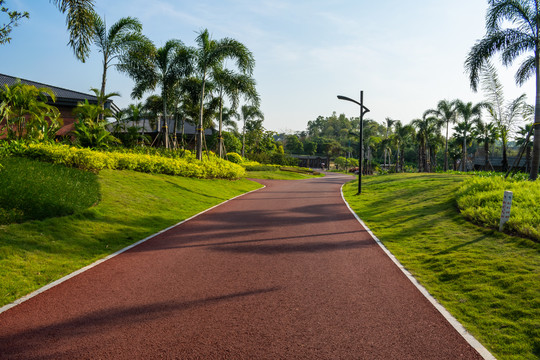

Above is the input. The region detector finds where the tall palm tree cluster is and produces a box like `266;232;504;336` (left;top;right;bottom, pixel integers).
2;1;262;160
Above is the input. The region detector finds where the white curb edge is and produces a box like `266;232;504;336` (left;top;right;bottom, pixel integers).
340;185;496;360
0;184;266;315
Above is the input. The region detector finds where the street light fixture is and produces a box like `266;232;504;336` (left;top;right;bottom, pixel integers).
337;91;370;194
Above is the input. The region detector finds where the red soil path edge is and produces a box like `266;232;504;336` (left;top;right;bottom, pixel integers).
339;185;495;360
0;184;266;316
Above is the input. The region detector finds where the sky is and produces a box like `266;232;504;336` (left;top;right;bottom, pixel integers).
1;0;535;133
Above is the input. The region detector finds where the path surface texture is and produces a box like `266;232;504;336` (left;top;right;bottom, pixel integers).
0;173;484;359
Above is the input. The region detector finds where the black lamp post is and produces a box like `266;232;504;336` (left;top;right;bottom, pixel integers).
337;91;370;194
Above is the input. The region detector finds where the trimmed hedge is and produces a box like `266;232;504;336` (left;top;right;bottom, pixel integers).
456;176;540;241
18;143;245;180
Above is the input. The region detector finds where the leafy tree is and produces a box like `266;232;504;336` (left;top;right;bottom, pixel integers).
424;99;457;171
192;29;255;160
392;120;415;172
92;15;148;96
465;0;540;179
71;99;119;148
0;80;60;142
238;104;264;157
212;66;258;157
412;115;439;172
0;0;29;44
474;118;500;170
285;134;304;154
455;100;488;171
516;123;534;171
118;39;192;148
50;0;96;62
480;62;528;171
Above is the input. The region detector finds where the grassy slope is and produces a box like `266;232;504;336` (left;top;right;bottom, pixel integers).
343;173;539;360
0;168;261;307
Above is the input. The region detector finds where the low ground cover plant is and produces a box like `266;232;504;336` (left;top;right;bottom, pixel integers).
456;176;540;241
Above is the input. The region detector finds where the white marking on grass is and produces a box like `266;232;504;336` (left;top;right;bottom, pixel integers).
0;185;266;315
340;184;496;360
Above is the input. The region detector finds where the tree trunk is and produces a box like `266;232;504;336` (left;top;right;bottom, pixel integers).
462;133;467;172
197;71;206;160
162;93;169;149
218;91;224;158
530;45;540;179
241;118;246;157
484;141;490;171
502;138;508;172
444;121;449;171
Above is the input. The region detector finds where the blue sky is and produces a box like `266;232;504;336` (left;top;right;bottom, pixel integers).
1;0;535;133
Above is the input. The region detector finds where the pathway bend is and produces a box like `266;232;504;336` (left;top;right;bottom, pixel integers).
0;173;483;359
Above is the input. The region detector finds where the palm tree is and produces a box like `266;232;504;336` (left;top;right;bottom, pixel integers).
50;0;96;62
238;104;264;157
479;62;528;171
193;29;255;160
424;99;457;171
383;117;395;168
391;120;414;172
465;0;540;180
474;118;499;170
412;115;439;172
212;67;259;157
516;124;534;172
92;15;148;97
455;100;487;171
118;39;193;148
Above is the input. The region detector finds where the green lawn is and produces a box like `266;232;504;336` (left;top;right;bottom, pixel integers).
0;159;261;307
343;173;539;360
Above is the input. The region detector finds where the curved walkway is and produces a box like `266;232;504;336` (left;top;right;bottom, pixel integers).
0;173;484;359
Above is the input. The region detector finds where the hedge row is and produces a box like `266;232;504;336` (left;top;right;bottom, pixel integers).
19;144;245;180
456;176;540;241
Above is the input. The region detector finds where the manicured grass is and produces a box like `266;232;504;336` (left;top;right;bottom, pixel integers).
343;173;539;360
0;163;262;307
0;157;100;224
246;170;323;180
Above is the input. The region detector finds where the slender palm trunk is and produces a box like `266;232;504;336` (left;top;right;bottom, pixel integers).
218;91;224;158
162;94;169;149
241;118;246;157
197;72;206;160
462;132;467;171
444;121;449;171
173;112;178;149
100;62;107;106
502;138;508;172
484;141;490;170
530;45;540;179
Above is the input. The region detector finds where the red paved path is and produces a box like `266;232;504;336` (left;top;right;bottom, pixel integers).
0;173;484;359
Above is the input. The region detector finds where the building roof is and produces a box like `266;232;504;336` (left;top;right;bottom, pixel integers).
108;119;214;136
0;73;119;112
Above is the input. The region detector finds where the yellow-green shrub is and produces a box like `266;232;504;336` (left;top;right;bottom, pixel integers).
21;143;245;180
456;176;540;241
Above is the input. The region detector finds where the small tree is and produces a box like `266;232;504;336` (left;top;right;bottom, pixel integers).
0;81;60;142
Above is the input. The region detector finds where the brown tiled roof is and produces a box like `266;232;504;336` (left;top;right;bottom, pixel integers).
0;73;119;112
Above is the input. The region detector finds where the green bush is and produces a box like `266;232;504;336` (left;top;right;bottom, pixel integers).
226;152;244;164
456;176;540;241
18;143;245;180
0;157;100;224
